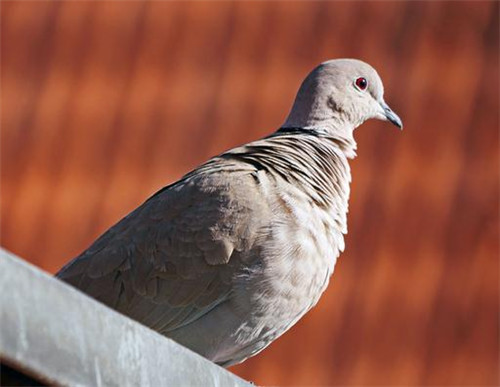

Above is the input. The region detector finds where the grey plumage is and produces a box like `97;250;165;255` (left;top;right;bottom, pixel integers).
57;59;402;366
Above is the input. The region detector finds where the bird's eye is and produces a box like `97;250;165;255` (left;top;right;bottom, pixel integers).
355;77;368;91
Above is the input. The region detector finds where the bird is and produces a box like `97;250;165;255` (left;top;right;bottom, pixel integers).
57;58;402;367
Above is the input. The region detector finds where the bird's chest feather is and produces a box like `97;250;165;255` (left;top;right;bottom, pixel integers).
231;179;348;344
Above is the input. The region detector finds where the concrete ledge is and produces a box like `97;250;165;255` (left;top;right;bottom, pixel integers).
0;248;251;386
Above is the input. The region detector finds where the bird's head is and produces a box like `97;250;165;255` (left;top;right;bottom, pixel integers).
283;59;403;136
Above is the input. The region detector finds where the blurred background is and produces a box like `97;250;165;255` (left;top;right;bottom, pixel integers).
1;1;498;385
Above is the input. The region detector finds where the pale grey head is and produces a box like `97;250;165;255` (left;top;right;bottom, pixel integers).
283;59;403;135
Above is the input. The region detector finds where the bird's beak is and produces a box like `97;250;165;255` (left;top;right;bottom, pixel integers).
380;101;403;130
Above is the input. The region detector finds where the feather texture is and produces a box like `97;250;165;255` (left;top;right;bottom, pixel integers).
57;129;350;365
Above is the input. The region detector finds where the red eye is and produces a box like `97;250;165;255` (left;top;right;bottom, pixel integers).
355;77;367;90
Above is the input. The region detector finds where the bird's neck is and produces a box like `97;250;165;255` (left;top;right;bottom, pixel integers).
282;114;358;159
224;131;353;210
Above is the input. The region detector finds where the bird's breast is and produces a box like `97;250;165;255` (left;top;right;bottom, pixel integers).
229;180;347;352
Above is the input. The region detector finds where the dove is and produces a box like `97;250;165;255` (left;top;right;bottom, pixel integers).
57;59;402;367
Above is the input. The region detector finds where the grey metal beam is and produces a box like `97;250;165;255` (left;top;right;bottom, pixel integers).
0;248;251;387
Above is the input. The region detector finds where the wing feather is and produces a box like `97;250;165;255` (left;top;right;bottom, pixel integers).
57;160;269;333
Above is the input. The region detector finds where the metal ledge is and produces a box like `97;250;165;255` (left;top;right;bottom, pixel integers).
0;248;251;387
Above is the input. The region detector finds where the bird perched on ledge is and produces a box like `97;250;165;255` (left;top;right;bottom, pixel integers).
57;59;402;367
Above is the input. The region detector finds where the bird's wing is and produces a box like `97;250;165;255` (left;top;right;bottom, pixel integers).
57;159;270;333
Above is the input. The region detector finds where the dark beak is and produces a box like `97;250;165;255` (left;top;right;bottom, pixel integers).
380;101;403;129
